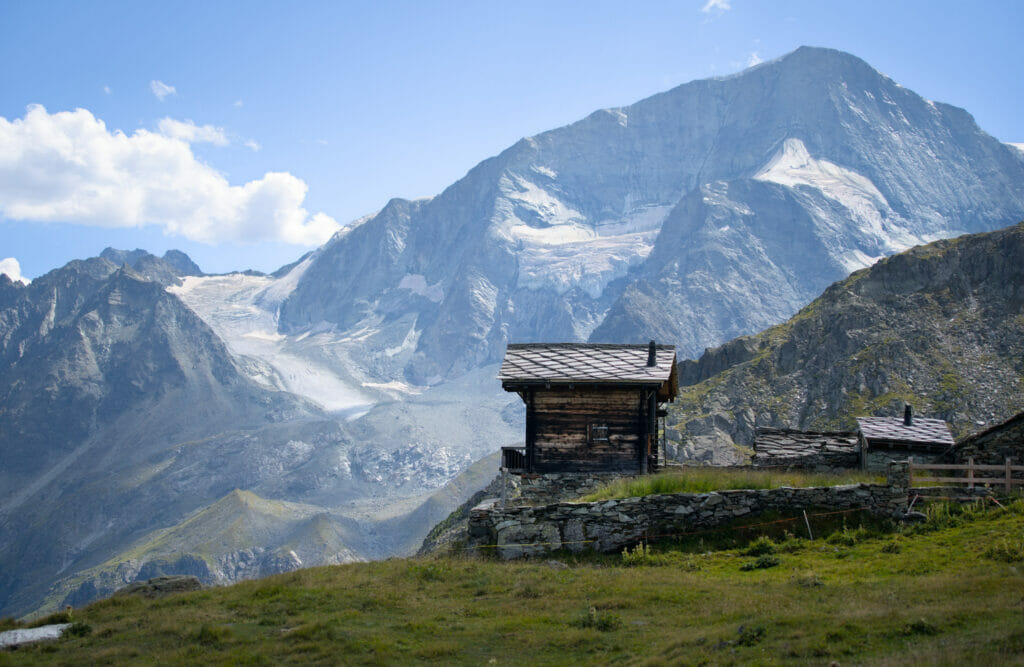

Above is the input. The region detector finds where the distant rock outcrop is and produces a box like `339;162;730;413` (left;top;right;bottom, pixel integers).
112;575;203;599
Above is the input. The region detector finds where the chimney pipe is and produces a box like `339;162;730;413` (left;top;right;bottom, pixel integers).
647;340;657;367
903;404;913;426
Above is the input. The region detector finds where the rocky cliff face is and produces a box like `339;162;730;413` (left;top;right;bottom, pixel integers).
668;222;1024;459
279;46;1024;384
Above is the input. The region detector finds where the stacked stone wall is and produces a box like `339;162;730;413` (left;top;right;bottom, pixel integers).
469;481;908;560
510;472;630;506
865;449;944;471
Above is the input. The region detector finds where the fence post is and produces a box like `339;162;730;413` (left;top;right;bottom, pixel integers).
1007;458;1013;493
968;457;974;490
908;456;914;488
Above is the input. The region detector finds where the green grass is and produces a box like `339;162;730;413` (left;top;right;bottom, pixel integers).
579;468;885;501
4;500;1023;665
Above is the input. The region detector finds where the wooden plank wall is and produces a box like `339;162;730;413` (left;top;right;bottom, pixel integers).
531;388;643;473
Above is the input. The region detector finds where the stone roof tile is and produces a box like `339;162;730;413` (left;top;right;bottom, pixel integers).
857;416;954;447
499;343;675;385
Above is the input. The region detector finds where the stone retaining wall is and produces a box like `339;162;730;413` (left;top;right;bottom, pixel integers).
468;482;908;559
510;472;627;506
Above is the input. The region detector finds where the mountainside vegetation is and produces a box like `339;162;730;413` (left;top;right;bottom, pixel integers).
669;222;1024;459
4;498;1023;664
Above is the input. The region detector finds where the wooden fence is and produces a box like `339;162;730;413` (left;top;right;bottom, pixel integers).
908;457;1024;491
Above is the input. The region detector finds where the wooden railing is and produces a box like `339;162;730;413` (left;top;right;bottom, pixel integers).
909;457;1024;491
501;447;527;472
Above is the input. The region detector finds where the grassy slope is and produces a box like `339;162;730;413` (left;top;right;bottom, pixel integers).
5;501;1023;665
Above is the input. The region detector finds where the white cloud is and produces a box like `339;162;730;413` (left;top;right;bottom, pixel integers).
157;118;229;146
244;139;261;152
701;0;731;12
233;99;244;108
747;51;763;67
0;105;339;246
103;85;112;95
150;80;176;101
0;257;29;284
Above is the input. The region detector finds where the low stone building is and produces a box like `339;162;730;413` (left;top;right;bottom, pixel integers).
952;410;1024;466
857;405;954;469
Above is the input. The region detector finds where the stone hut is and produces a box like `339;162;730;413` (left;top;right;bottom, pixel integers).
857;405;954;469
952;410;1024;466
498;341;678;475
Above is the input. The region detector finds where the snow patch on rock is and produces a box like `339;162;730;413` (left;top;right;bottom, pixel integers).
398;274;443;303
0;624;70;648
755;137;921;265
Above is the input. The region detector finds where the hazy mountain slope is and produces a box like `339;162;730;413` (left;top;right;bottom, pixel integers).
42;489;364;614
667;222;1024;459
0;259;358;617
279;46;1024;384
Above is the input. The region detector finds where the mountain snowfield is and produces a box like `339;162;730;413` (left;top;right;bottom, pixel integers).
3;46;1024;618
169;269;381;416
752;137;926;272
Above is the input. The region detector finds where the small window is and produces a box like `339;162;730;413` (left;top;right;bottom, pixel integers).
588;423;609;444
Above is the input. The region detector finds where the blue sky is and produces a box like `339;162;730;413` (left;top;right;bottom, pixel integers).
2;0;1022;280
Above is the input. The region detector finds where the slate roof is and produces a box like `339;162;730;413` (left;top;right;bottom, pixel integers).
499;343;677;396
753;428;859;462
856;416;954;449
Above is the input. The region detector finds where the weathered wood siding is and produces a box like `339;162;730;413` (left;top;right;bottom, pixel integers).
530;388;644;473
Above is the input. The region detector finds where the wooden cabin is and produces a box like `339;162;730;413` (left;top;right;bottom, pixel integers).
498;342;678;474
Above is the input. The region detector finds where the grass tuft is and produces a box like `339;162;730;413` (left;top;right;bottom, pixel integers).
743;535;776;556
983;538;1024;562
739;554;780;571
620;543;651;566
571;606;622;632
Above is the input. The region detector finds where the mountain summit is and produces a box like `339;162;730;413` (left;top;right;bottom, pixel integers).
277;46;1024;384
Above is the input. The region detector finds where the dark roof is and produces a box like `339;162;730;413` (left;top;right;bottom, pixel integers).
753;428;859;460
857;416;954;448
499;343;677;397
